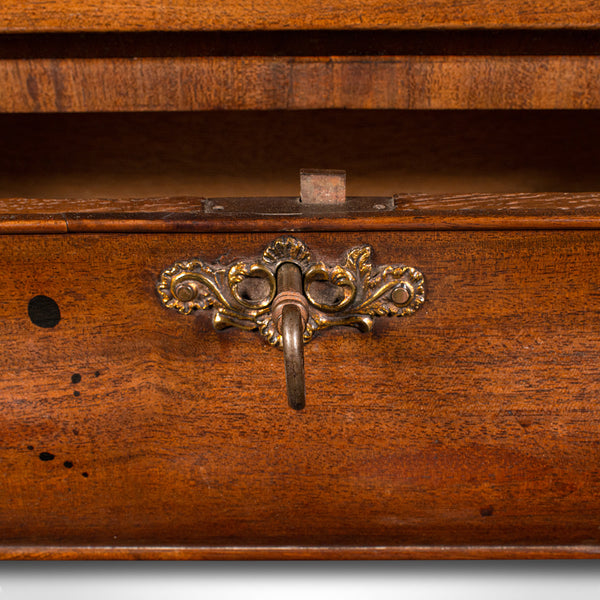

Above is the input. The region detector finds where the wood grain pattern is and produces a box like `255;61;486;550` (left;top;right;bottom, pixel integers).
2;56;600;112
2;230;600;558
3;545;600;560
0;1;599;32
3;194;600;234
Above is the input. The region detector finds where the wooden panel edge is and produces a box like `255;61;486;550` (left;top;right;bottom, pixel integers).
3;194;600;234
0;215;67;233
1;1;600;32
1;545;599;560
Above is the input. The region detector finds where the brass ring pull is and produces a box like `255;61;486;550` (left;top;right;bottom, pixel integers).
157;236;425;410
273;263;309;410
280;305;306;410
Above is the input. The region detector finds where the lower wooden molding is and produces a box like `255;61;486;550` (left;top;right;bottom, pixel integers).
2;545;600;560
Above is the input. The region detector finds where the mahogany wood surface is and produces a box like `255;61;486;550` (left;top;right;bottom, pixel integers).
3;0;600;566
0;1;599;32
3;545;600;560
4;0;600;564
2;230;600;558
3;194;600;234
3;55;600;112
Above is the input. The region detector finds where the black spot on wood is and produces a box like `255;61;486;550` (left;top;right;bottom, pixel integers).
82;472;89;478
73;390;80;397
480;506;494;517
72;429;79;435
28;295;61;328
94;371;100;377
39;452;55;461
27;445;34;450
63;461;73;468
71;373;81;384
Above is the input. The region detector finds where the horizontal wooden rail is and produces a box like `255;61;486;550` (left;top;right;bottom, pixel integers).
0;1;600;32
2;544;600;560
1;55;600;112
2;193;600;234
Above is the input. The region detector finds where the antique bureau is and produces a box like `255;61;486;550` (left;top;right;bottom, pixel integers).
1;1;600;560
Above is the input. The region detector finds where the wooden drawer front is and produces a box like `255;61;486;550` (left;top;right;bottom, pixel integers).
2;230;600;559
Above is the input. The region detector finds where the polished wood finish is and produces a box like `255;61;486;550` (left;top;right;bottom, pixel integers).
3;194;600;234
3;55;600;112
2;230;600;558
3;545;600;560
0;1;599;32
4;0;600;564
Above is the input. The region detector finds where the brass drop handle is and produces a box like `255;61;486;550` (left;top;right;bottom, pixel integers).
271;263;309;410
157;236;425;410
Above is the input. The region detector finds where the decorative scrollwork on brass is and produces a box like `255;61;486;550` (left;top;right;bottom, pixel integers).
157;236;425;346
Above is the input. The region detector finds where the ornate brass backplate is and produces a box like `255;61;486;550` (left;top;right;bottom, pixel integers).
157;236;425;345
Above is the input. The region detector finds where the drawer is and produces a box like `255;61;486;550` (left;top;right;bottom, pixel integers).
2;110;600;559
1;223;600;559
